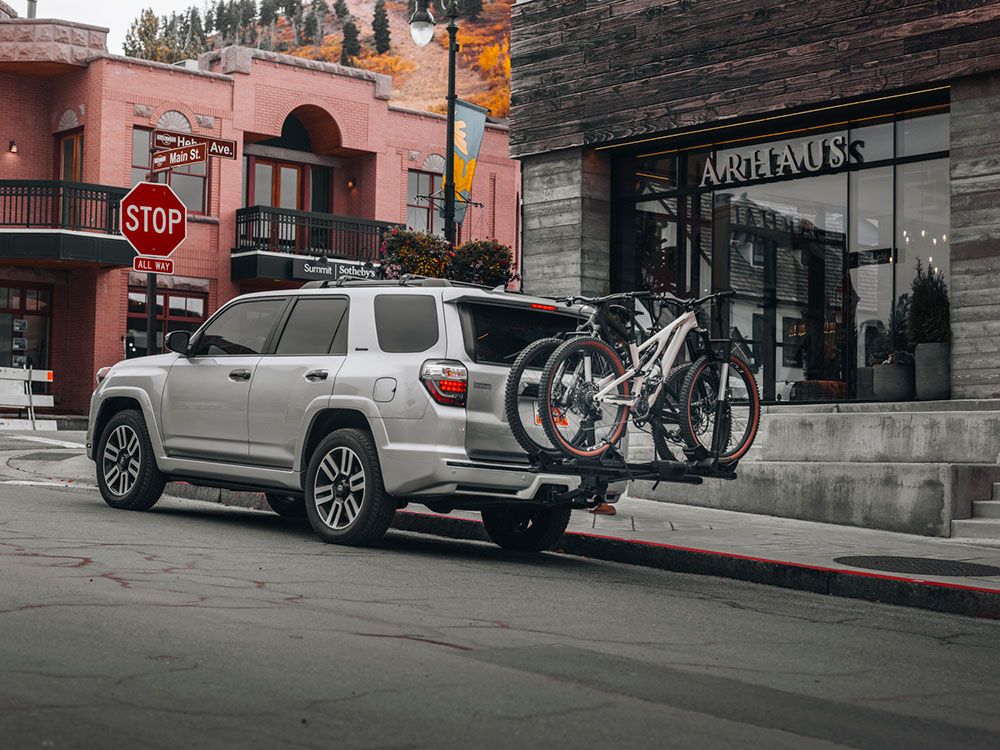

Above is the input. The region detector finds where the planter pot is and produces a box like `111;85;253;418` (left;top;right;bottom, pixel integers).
873;363;915;402
915;342;951;401
856;366;876;400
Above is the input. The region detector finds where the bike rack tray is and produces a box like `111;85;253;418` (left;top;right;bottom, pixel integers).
530;453;738;486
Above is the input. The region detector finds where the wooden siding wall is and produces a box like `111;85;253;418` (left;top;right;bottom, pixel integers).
950;74;1000;397
510;0;1000;158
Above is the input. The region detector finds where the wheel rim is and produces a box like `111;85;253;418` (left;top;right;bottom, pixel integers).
547;344;628;456
102;425;141;497
313;446;365;530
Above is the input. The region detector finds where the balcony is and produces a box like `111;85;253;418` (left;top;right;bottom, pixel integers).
232;205;400;281
0;180;132;266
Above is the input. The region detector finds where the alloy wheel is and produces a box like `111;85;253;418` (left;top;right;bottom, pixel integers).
313;446;366;530
102;425;141;497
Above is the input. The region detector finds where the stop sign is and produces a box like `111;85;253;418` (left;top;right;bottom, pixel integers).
119;182;187;257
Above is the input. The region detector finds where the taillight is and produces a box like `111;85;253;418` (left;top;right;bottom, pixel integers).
420;360;468;407
95;367;111;385
530;303;558;311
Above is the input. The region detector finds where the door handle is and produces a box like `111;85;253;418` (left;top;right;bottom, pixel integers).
305;369;329;382
229;368;252;381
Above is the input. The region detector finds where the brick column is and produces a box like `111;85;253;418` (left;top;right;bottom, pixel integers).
951;73;1000;398
520;148;611;297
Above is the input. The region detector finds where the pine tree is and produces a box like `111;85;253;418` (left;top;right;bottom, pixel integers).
341;16;360;65
123;9;163;60
463;0;483;20
333;0;349;19
308;0;328;48
259;0;279;49
283;0;304;45
373;0;390;54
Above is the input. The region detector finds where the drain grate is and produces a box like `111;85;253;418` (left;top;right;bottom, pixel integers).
16;451;83;462
834;555;1000;578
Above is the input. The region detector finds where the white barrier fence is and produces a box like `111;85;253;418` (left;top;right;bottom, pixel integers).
0;367;56;431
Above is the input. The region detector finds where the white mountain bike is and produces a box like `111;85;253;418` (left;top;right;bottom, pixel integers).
535;290;760;465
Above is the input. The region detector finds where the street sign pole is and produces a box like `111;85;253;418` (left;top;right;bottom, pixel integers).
146;158;156;356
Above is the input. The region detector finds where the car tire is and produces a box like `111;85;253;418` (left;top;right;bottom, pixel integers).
96;409;165;511
304;428;395;546
481;505;572;552
265;493;307;518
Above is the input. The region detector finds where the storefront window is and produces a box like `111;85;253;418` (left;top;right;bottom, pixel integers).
0;285;51;375
126;288;208;358
612;107;950;403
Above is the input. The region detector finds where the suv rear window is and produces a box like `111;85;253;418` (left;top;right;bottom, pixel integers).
374;294;439;353
461;302;579;365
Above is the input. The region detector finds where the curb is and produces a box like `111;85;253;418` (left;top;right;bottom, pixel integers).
391;510;1000;620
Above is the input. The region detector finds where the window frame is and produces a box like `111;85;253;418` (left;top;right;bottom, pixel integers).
269;295;351;357
131;126;209;216
189;297;289;358
125;287;210;359
373;293;440;353
406;169;443;236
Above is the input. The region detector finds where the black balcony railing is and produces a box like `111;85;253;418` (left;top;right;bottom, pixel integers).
234;205;399;263
0;180;127;234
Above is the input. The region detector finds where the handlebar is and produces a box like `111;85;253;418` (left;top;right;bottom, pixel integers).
558;289;735;311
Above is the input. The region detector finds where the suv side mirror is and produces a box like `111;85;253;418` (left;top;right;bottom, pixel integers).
165;330;191;355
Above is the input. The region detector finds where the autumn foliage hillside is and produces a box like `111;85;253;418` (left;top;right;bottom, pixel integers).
125;0;512;118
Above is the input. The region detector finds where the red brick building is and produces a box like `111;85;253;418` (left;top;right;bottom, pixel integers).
0;5;519;413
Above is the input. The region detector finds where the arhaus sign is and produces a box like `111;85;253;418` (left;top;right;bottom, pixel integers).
700;134;863;188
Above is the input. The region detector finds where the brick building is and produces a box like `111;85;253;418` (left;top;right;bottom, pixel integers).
0;4;519;413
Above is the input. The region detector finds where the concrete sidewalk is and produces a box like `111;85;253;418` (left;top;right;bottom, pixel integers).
6;432;1000;618
392;497;1000;619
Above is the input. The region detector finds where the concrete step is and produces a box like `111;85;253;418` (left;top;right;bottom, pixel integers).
951;518;1000;540
750;410;1000;464
973;500;1000;519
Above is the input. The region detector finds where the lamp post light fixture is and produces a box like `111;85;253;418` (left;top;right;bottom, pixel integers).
8;141;16;154
410;0;461;246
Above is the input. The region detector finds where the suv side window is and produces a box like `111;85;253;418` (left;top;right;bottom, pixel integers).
193;299;286;356
274;297;350;356
374;294;439;353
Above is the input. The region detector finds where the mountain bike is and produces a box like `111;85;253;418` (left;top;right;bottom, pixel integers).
536;290;760;465
504;291;690;460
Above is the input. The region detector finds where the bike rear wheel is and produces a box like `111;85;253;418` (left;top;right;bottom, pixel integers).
539;337;630;459
678;354;760;464
504;337;563;457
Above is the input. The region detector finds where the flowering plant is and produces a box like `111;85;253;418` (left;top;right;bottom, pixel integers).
448;239;515;288
379;228;452;279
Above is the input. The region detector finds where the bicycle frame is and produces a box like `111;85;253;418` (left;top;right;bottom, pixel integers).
593;309;702;408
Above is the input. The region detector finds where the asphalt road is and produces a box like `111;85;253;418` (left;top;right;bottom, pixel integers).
2;478;1000;749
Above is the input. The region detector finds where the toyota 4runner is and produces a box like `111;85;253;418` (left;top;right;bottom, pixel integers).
87;278;625;550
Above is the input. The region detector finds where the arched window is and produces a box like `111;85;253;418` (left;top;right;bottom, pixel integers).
130;110;207;213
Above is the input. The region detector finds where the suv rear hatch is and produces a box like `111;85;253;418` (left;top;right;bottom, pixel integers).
453;298;581;463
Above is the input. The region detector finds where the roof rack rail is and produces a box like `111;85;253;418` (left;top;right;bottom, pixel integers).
300;274;513;291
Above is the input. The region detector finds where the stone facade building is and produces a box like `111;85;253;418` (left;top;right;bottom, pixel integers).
0;8;518;413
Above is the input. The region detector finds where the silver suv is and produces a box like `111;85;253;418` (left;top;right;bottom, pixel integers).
87;279;624;549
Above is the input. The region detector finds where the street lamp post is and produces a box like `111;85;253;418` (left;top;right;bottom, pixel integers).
410;0;461;246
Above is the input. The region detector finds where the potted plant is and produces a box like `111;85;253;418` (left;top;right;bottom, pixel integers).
448;239;516;288
379;228;452;279
907;260;951;400
873;293;915;401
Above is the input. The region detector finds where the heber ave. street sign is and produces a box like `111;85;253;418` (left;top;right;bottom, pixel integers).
119;182;188;258
151;143;207;173
152;129;238;160
133;257;175;275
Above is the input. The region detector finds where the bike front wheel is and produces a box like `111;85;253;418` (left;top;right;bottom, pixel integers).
679;354;761;464
539;337;630;459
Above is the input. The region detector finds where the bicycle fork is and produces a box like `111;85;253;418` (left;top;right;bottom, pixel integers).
708;357;731;465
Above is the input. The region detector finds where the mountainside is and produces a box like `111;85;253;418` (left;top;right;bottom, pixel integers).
124;0;512;118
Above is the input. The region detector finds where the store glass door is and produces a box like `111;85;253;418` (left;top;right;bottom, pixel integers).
0;285;52;382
